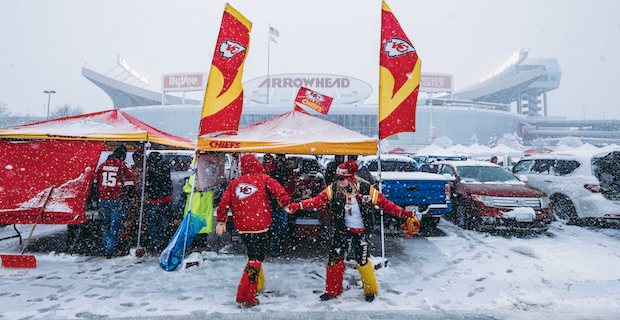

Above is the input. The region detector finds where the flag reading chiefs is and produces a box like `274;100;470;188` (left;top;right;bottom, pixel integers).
379;1;421;140
294;86;333;115
199;4;252;136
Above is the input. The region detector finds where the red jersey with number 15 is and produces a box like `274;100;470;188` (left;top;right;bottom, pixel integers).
95;158;134;200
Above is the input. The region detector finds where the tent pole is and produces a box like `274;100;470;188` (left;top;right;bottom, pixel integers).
136;141;149;249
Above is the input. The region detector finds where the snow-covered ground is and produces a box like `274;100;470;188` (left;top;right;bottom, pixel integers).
1;220;620;319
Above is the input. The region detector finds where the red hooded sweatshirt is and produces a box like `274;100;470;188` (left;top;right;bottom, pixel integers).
216;154;290;233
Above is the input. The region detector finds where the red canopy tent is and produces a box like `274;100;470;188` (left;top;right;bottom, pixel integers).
0;109;193;225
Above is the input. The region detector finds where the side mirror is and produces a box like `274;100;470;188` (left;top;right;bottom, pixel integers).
518;174;529;182
443;173;456;182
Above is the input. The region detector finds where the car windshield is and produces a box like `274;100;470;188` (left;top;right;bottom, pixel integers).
456;166;520;183
367;160;417;172
288;157;321;174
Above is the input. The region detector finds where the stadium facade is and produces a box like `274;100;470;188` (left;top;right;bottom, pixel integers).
82;49;620;149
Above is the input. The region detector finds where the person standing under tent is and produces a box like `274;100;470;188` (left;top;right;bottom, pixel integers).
324;154;345;186
95;145;134;258
216;154;290;307
263;153;288;256
285;160;421;302
144;152;173;253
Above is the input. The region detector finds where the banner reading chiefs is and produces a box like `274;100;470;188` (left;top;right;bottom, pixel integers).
293;87;333;115
199;4;252;136
379;1;421;140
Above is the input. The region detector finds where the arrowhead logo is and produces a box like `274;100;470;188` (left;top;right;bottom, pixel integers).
235;183;258;200
219;40;247;59
384;38;415;58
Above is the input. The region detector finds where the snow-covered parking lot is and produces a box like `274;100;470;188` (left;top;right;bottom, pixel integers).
1;219;620;319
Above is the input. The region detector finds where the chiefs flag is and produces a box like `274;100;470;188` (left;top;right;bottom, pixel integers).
379;1;421;140
293;87;333;115
199;4;252;136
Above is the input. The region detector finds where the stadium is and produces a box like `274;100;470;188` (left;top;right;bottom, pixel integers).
82;49;620;150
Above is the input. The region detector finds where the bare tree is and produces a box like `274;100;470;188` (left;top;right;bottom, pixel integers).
49;104;84;119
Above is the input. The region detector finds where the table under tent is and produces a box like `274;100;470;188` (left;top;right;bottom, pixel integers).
0;109;194;256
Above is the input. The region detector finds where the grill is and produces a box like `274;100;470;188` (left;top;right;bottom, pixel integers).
490;197;542;208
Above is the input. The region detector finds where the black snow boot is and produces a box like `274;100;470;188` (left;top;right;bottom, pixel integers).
365;293;375;302
320;293;335;301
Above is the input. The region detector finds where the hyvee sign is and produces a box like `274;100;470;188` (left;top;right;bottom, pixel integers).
162;73;206;92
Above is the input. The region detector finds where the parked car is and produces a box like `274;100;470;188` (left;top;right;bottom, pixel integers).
358;155;451;235
512;147;620;223
435;160;553;232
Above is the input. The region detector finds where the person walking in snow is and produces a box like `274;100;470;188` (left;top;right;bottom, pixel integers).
95;144;134;258
216;154;290;307
285;160;421;302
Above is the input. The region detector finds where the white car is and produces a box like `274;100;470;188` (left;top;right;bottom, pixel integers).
512;145;620;223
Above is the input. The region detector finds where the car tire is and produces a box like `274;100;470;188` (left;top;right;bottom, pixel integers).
453;198;472;229
420;216;439;236
551;194;578;224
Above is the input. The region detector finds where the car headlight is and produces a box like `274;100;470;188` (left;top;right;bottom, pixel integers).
541;196;551;208
471;194;494;207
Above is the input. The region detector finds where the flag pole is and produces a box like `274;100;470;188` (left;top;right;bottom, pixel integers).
378;2;386;270
267;24;271;106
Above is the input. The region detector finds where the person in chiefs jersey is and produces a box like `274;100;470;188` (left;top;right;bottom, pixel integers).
216;154;290;307
95;145;135;258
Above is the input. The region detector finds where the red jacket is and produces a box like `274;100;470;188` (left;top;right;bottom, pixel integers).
95;158;134;201
217;154;290;233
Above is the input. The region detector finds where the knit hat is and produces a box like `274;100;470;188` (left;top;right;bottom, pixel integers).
335;160;358;182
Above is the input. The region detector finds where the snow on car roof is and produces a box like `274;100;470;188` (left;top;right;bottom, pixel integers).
523;144;620;163
435;159;498;167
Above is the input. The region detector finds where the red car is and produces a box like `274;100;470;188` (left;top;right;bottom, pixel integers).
434;160;553;232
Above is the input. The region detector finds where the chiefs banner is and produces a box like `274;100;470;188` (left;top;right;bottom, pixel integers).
0;139;104;225
293;87;333;115
199;4;252;136
379;1;421;140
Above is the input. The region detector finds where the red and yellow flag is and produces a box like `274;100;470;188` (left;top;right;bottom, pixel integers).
199;4;252;136
379;1;421;140
293;87;333;115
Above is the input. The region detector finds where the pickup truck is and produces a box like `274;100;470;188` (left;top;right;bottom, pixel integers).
358;155;452;235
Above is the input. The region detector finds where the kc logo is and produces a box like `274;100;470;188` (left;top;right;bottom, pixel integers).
235;183;258;200
219;40;246;59
305;89;324;102
384;37;415;58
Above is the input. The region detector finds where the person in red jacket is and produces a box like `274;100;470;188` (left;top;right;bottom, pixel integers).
95;145;135;258
285;160;420;302
216;154;290;307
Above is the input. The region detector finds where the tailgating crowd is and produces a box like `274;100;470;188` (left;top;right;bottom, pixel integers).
93;146;421;306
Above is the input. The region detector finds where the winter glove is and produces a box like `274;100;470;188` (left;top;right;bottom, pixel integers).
287;203;301;214
401;216;420;238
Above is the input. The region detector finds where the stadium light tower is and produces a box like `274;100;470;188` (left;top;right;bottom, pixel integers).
44;90;56;120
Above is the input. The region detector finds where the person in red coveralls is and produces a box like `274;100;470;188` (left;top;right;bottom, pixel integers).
95;145;134;258
285;160;421;302
216;154;290;307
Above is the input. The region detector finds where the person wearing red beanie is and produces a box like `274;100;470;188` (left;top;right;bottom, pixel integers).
285;160;420;302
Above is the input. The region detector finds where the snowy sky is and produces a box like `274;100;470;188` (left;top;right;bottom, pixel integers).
1;0;619;120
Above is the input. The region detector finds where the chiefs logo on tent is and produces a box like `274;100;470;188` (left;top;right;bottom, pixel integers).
219;40;247;59
235;183;258;200
384;37;416;57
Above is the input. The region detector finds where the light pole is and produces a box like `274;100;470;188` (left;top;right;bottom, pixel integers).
44;90;56;120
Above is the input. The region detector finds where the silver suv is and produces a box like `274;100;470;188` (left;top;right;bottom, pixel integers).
512;146;620;223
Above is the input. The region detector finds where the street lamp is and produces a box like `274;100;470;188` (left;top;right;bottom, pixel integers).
44;90;56;120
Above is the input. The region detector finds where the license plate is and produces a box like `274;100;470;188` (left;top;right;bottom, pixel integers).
516;212;533;222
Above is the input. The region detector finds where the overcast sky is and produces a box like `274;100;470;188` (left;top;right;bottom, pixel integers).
1;0;619;120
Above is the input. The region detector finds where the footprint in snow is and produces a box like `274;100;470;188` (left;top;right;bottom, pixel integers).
467;287;485;297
